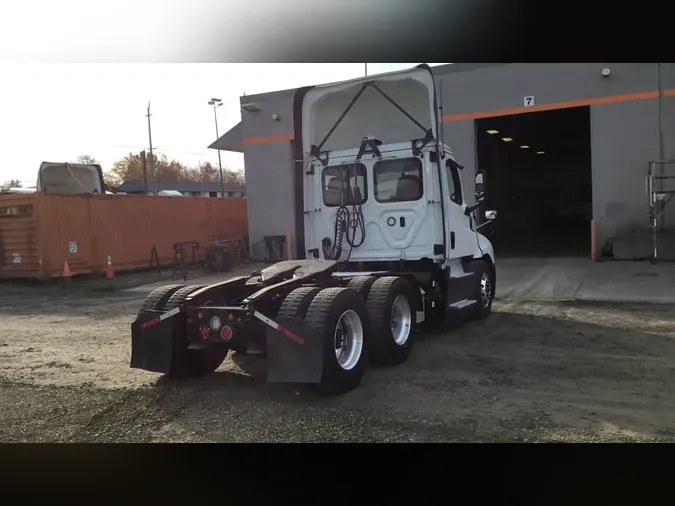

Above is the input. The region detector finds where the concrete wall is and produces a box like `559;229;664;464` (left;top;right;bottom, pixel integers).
236;63;675;260
435;63;675;258
239;90;297;258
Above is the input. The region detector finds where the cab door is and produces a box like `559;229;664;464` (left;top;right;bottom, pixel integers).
443;157;479;259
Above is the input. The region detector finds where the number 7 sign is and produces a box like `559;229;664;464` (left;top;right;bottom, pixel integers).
524;96;535;107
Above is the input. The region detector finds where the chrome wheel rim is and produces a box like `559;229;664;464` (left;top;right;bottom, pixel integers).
390;295;412;345
480;272;492;307
334;309;364;370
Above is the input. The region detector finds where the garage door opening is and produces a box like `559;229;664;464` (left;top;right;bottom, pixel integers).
476;106;592;257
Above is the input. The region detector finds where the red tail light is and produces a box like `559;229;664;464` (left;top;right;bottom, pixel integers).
199;326;210;338
220;326;233;340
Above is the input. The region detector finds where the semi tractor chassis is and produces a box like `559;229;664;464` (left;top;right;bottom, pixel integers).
131;258;495;395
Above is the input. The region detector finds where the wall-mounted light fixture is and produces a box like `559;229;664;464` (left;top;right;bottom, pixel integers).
241;102;261;113
601;68;611;77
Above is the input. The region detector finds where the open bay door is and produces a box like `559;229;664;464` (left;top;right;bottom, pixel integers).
300;65;448;263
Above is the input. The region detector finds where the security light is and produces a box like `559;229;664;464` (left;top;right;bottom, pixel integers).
242;102;261;112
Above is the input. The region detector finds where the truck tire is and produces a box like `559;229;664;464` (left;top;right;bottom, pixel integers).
305;287;370;395
136;284;184;317
366;276;416;366
470;261;494;321
163;285;206;311
278;286;321;318
164;285;229;380
347;276;377;298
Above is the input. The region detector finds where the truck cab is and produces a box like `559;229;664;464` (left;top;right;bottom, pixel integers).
305;139;494;268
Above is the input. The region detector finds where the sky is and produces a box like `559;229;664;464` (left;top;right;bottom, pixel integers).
0;63;447;186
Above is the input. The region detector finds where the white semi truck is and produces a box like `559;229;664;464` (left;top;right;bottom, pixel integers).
130;64;497;395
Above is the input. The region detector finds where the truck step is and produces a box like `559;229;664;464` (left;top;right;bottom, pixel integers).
449;299;477;310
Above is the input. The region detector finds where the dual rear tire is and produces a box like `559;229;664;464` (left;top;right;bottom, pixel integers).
349;275;417;366
136;284;229;380
279;275;418;395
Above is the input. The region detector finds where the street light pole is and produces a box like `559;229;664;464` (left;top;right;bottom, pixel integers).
146;101;156;194
208;97;225;197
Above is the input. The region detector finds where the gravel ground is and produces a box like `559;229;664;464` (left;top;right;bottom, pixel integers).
1;284;675;442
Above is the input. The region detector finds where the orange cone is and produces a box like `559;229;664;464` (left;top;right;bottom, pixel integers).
106;255;115;279
63;261;72;278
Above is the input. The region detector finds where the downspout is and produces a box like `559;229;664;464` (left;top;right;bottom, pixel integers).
657;63;665;231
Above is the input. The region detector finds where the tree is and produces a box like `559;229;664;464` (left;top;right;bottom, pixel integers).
192;161;219;182
107;152;191;187
223;169;245;188
184;162;245;187
106;153;246;189
73;155;100;165
0;179;22;190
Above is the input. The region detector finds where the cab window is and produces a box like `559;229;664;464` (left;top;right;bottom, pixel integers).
374;158;423;203
322;163;367;207
446;158;463;205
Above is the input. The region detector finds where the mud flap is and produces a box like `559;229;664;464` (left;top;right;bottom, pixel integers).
265;317;323;384
130;310;182;374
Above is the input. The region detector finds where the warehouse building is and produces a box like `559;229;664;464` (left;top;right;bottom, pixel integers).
210;63;675;261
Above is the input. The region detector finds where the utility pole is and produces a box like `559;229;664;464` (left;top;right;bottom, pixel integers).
140;150;147;193
208;97;226;197
146;101;156;195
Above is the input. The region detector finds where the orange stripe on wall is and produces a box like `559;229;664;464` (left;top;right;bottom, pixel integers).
242;133;294;145
239;89;675;144
442;88;675;123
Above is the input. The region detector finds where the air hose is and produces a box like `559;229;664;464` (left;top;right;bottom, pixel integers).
322;199;367;261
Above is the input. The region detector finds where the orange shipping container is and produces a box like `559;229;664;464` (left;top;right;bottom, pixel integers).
0;193;248;279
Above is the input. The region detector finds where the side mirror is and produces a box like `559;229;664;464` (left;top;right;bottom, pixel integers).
485;210;497;220
475;171;486;201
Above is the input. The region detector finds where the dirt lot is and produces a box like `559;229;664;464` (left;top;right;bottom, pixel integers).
1;281;674;442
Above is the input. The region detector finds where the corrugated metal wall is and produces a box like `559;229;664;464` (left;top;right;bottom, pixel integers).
0;194;40;277
0;193;248;279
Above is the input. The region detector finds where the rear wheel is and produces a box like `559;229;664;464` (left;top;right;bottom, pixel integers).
278;286;321;318
164;285;205;311
366;276;416;366
136;284;184;317
164;285;229;379
305;287;369;395
347;276;377;298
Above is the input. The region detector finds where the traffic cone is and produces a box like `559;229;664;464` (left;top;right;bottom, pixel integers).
106;255;115;279
62;260;72;289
